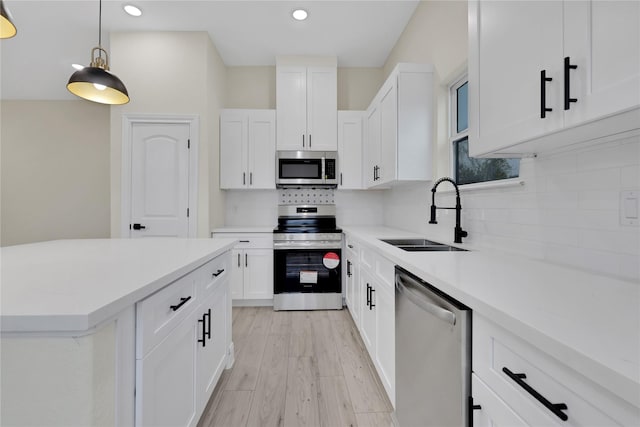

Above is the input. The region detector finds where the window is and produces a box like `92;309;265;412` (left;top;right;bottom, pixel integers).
450;75;519;186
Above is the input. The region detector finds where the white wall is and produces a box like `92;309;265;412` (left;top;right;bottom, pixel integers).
1;100;110;246
110;32;227;237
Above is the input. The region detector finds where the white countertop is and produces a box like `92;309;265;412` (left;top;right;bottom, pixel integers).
0;238;236;333
342;226;640;408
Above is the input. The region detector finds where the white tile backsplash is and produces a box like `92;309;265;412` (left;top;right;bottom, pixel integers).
384;135;640;282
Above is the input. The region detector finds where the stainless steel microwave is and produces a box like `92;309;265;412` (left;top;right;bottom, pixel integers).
276;151;338;188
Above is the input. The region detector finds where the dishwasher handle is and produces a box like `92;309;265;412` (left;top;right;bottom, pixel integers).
396;275;456;326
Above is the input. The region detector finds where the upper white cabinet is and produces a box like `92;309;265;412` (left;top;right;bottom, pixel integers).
469;0;640;157
365;63;434;188
276;57;338;151
220;109;275;190
338;111;365;190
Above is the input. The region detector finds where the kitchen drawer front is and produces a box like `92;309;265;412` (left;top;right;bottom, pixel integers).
345;235;360;255
473;314;638;426
472;374;529;427
136;272;198;358
197;253;230;297
212;233;273;250
374;254;394;291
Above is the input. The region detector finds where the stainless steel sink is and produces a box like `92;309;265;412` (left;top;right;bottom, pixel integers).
379;238;468;252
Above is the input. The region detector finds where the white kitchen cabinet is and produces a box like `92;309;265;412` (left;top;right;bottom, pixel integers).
220;109;275;189
135;253;232;427
196;280;229;411
276;59;337;151
365;63;434;188
137;309;199;427
468;0;640;158
213;232;273;303
472;374;529;427
344;237;361;328
472;313;639;426
337;111;365;189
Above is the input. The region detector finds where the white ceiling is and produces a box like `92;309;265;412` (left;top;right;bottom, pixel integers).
0;0;419;100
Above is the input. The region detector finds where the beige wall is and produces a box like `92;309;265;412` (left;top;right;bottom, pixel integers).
383;0;468;178
225;66;383;111
1;100;110;246
109;32;226;237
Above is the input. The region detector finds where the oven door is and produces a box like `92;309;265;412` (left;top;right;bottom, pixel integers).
274;248;342;294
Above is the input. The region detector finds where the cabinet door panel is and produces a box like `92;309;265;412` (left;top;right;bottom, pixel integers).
230;249;244;300
469;0;564;156
243;249;274;299
248;111;276;189
379;81;397;184
276;67;307;150
338;111;364;189
365;105;381;188
196;284;229;411
220;112;247;189
307;67;338;151
375;283;395;405
137;313;197;427
564;0;640;126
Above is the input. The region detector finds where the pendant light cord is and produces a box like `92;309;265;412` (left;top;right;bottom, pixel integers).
98;0;103;56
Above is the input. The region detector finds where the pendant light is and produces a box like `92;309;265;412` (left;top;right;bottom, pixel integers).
67;0;129;105
0;0;17;39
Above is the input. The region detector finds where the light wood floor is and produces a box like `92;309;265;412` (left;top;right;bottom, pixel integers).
197;307;394;427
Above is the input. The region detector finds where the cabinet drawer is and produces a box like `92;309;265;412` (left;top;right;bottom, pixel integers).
197;253;230;297
473;314;638;426
345;235;360;254
212;233;273;249
136;273;197;359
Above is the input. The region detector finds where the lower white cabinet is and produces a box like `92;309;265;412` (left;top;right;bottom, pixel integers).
472;313;639;426
135;253;232;427
345;235;396;407
212;232;274;303
231;248;273;300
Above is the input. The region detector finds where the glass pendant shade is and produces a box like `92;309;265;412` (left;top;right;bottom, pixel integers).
1;0;17;39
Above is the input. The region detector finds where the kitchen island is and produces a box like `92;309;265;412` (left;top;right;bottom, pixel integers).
1;238;236;426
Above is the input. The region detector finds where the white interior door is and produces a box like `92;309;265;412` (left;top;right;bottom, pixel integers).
130;122;190;237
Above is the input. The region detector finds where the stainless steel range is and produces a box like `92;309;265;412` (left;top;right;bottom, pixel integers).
273;204;343;311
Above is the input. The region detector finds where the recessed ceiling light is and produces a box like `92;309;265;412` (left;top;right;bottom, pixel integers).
72;64;85;71
292;9;308;21
124;4;142;17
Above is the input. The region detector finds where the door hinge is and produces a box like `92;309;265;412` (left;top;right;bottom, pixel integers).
187;208;190;218
187;139;191;149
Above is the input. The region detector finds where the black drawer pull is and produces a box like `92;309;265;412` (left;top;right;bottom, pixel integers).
347;260;352;277
366;284;371;307
197;312;207;347
212;269;225;277
564;57;578;110
169;296;191;312
540;70;553;118
206;308;212;340
239;240;250;243
502;367;568;421
369;288;375;309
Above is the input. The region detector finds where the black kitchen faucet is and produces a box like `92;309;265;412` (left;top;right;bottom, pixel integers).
429;177;468;244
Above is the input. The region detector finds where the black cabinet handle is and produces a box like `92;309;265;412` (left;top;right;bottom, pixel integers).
212;268;225;277
206;308;212;340
243;172;246;185
340;172;343;186
169;296;191;312
540;70;553;118
237;253;241;267
198;313;207;347
245;253;248;267
309;134;312;147
239;240;250;243
366;284;371;307
302;134;305;148
370;288;375;309
132;223;146;230
347;260;352;277
347;244;354;249
564;57;578;110
502;367;568;421
250;172;253;185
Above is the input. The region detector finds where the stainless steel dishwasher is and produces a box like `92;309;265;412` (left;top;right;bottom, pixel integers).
395;266;471;427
